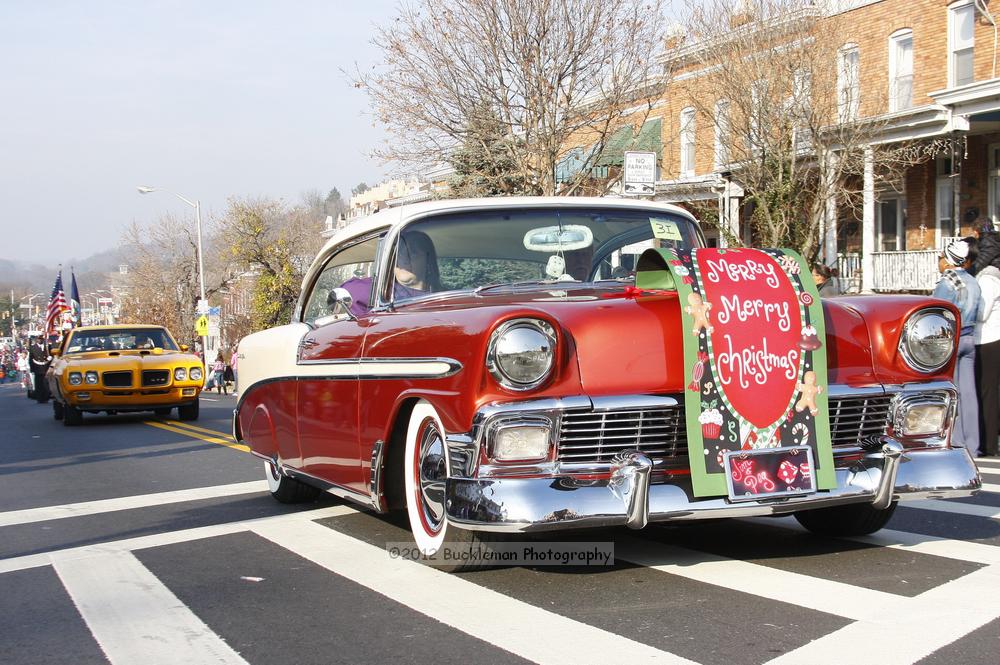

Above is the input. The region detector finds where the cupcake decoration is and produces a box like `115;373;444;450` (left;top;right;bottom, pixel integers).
798;324;822;351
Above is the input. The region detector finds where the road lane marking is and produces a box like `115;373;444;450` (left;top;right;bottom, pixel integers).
143;420;249;452
55;550;249;665
614;535;896;621
252;519;699;665
161;419;236;440
0;504;355;574
0;480;267;527
762;565;1000;665
981;482;1000;492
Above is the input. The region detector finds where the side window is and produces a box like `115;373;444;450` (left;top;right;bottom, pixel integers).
302;235;381;325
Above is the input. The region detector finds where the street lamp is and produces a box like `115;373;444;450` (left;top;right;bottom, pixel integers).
19;292;44;330
137;185;208;360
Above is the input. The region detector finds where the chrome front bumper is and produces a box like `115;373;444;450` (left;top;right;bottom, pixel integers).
445;443;981;533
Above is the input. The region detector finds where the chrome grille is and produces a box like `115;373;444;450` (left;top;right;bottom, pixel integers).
102;371;132;388
141;370;170;387
557;407;686;464
555;393;892;465
829;393;892;446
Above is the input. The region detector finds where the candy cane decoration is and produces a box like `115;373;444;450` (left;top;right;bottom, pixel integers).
688;351;708;392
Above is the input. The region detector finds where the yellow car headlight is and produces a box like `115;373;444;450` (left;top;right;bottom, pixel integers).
174;367;187;381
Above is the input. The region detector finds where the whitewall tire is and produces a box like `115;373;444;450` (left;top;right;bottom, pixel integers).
404;401;450;556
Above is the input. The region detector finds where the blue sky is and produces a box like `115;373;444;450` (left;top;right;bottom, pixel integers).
1;1;684;265
0;1;398;263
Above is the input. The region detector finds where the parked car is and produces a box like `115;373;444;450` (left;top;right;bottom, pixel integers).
234;197;980;568
48;324;204;426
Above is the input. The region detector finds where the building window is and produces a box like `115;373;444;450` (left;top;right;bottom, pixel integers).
878;197;907;251
714;100;730;169
838;44;860;122
680;107;696;177
949;2;975;87
889;29;913;112
936;156;955;243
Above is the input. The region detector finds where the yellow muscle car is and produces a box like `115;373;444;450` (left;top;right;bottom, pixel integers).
47;324;204;426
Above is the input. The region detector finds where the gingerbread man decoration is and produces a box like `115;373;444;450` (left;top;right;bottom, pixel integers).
685;292;713;336
795;371;822;416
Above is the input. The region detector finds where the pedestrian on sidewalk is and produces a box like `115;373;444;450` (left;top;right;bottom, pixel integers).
210;351;226;395
934;239;982;456
975;259;1000;457
229;343;239;397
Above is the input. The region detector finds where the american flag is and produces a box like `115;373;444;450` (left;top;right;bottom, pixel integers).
45;271;71;339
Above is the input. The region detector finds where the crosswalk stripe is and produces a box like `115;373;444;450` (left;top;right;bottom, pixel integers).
762;565;1000;665
0;504;356;574
614;535;896;621
744;516;1000;566
909;498;1000;519
252;519;699;665
143;420;249;452
0;480;267;527
54;550;249;665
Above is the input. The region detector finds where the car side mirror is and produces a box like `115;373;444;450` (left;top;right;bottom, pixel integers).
180;344;189;352
329;287;358;319
50;348;61;357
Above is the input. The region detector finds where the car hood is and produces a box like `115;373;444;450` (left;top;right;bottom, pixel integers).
395;286;897;393
59;350;201;369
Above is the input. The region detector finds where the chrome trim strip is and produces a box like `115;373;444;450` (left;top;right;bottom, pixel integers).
295;356;463;379
369;439;387;513
250;452;378;510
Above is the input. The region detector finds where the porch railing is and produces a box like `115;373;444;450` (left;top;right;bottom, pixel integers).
872;250;940;292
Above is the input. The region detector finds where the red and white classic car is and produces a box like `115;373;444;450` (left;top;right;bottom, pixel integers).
234;197;980;565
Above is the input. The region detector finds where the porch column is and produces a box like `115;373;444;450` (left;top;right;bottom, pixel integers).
823;152;839;266
726;180;742;247
861;145;875;293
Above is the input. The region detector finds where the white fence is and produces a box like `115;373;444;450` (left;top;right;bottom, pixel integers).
872;250;940;292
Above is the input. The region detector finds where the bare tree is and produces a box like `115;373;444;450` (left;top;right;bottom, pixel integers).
679;0;955;258
117;214;207;340
358;0;668;195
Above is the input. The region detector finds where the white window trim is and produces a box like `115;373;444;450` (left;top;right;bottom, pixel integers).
948;0;976;88
714;100;730;170
838;43;860;122
680;107;696;177
888;29;914;113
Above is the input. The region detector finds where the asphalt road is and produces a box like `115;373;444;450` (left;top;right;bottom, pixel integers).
2;380;1000;665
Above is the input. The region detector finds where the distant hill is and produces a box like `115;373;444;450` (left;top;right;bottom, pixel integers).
0;248;125;295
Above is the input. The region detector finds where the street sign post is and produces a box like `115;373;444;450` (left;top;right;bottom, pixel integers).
623;151;657;196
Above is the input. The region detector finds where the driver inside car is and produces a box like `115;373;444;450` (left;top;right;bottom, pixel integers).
339;230;441;317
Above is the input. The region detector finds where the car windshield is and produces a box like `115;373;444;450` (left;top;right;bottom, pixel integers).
64;328;178;353
388;206;701;302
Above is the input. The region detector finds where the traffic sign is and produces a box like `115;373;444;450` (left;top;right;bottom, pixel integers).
195;315;209;337
196;299;210;315
623;151;657;196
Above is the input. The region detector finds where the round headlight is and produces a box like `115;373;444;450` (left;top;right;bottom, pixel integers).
85;371;99;384
68;372;83;386
189;367;203;381
487;319;556;390
174;367;187;381
899;308;956;372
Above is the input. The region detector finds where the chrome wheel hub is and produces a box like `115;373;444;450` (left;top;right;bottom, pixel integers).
418;421;447;532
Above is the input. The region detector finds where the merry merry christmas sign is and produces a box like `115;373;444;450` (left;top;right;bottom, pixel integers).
636;247;836;498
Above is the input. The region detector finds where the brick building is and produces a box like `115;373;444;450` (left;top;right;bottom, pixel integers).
592;0;1000;292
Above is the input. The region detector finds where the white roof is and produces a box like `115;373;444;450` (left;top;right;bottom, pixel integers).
317;196;697;261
